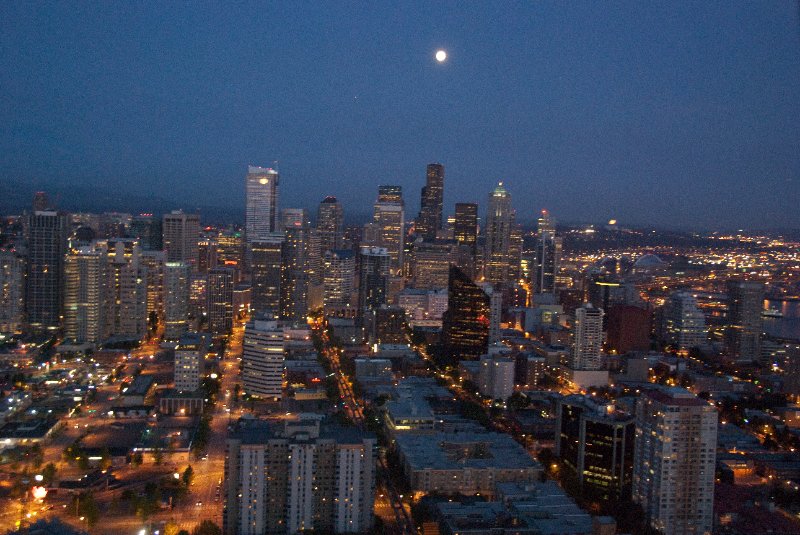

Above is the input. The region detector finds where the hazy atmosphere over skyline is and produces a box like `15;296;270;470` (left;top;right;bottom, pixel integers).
2;2;799;229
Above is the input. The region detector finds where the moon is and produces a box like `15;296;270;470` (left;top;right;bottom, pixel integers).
435;49;447;63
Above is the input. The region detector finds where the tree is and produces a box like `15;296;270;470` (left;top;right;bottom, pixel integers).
41;463;57;486
182;465;194;487
131;451;143;466
191;520;222;535
72;492;100;527
99;447;112;470
152;447;163;465
29;443;44;468
164;522;180;535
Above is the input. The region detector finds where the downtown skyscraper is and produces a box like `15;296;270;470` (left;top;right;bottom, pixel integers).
162;210;200;271
483;182;514;284
416;163;444;241
279;208;310;322
372;185;404;275
245;165;280;244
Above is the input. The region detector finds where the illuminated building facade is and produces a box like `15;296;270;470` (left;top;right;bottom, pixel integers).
245;165;279;243
633;388;717;535
162;210;200;271
442;265;490;359
484;182;514;284
555;395;635;504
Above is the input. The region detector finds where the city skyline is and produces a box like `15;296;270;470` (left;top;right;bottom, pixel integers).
2;3;800;229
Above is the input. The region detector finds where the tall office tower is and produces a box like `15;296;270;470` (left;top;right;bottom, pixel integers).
664;291;707;352
103;239;148;339
0;251;25;333
250;234;284;316
32;191;49;212
162;210;200;270
323;249;355;313
454;203;478;255
533;235;562;295
373;186;405;274
633;388;717;535
360;222;380;246
224;415;376;535
189;273;207;317
571;304;604;370
245;165;280;243
537;209;556;238
140;250;165;322
483;183;514;284
217;230;244;270
279;209;310;321
411;241;456;289
416;163;444;240
63;245;105;344
26;210;69;329
207;267;235;334
129;214;162;250
478;353;515;400
316;196;344;254
555;395;635;504
442;266;490;359
242;315;285;399
174;333;206;392
358;246;390;318
726;280;765;362
197;237;216;274
163;262;190;340
508;223;523;281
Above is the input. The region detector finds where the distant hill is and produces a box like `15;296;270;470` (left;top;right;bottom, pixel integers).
0;180;242;224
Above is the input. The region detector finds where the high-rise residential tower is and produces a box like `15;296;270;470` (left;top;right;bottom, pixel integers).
416;163;444;240
0;251;25;333
726;280;764;362
664;291;707;352
242;316;285;399
26;210;69;329
103;239;148;340
571;304;604;370
633;388;717;535
63;245;105;344
245;165;280;243
223;415;376;535
483;182;514;284
175;333;206;392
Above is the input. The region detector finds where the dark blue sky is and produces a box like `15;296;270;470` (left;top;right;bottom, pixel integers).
2;2;799;229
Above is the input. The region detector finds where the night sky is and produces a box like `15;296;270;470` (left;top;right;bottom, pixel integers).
2;2;799;229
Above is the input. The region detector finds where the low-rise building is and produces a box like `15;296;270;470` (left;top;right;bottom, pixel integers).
394;431;542;496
